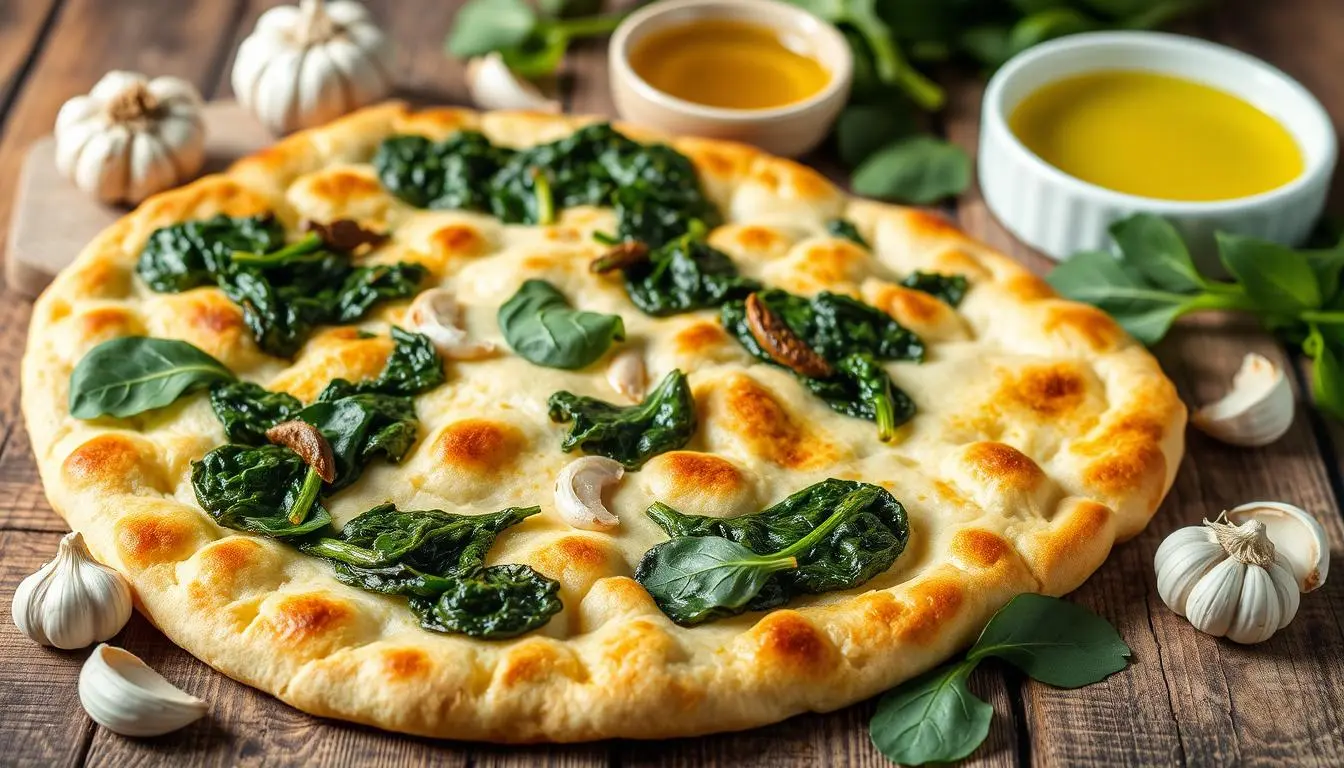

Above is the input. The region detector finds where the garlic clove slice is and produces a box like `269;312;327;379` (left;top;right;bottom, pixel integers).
79;644;207;737
1226;501;1330;592
555;456;624;530
406;288;497;360
606;347;647;403
465;53;561;113
1192;352;1294;447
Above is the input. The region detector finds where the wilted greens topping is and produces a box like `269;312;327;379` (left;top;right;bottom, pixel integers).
548;369;697;469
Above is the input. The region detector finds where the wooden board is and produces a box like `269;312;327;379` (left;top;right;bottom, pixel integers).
4;101;271;298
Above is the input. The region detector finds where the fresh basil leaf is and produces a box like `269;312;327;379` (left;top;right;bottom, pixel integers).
852;136;970;204
70;337;236;419
869;660;991;766
548;369;696;469
835;103;916;168
1109;214;1206;292
969;593;1131;687
446;0;537;57
1218;232;1323;314
499;279;625;369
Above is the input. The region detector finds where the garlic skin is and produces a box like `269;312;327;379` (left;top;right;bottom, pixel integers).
1192;352;1294;447
13;531;132;650
405;288;497;360
232;0;393;135
1226;501;1329;592
79;644;207;737
606;347;647;402
555;456;624;530
1155;513;1302;644
465;53;561;113
54;71;206;204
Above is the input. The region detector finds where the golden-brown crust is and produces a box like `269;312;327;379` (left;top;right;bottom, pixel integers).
22;103;1185;743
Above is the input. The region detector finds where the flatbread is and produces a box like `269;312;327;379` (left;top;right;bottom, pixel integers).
21;103;1185;741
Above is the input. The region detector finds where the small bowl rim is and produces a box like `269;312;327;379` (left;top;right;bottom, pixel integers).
983;30;1338;214
609;0;854;123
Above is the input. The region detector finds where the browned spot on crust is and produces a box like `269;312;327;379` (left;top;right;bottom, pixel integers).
1084;442;1167;507
736;225;787;252
951;529;1010;569
794;241;867;287
531;535;616;585
676;137;758;180
905;210;961;239
499;640;581;687
963;442;1045;493
544;226;581;242
1043;302;1124;352
198;538;261;576
272;335;395;401
269;594;354;643
62;435;164;493
1006;273;1055;301
1006;363;1087;417
115;513;199;569
660;451;744;495
76;307;138;338
184;292;246;335
134;178;270;226
431;224;488;259
750;611;837;675
383;648;431;681
931;248;992;281
554;536;610;567
884;286;945;324
895;577;964;644
72;259;133;298
1030;500;1115;579
396;108;478;139
308;169;381;202
718;375;836;469
435;419;525;473
674;322;729;354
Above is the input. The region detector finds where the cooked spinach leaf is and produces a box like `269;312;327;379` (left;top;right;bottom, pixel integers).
547;368;696;469
635;478;909;625
720;290;922;437
302;503;561;638
295;394;419;491
608;234;761;317
69;337;236;419
826;218;870;248
373;132;513;211
901;271;968;307
191;444;333;537
136;214;284;293
318;326;446;400
498;279;625;369
209;381;302;444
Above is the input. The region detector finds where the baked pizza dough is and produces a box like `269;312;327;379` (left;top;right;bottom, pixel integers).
21;103;1185;741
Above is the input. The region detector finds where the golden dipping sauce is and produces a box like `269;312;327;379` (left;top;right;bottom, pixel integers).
629;19;830;110
1009;70;1304;201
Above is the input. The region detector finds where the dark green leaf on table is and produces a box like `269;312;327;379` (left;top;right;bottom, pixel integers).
834;103;916;168
901;271;969;306
548;368;696;469
1046;249;1196;344
1218;232;1323;315
1305;328;1344;420
852;135;970;204
1108;213;1207;293
446;0;537;57
825;217;870;248
499;279;625;369
869;661;991;767
69;336;236;419
447;0;626;79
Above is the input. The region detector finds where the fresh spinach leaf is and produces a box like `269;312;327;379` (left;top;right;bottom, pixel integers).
869;594;1129;766
499;279;625;369
412;564;563;638
1305;328;1344;419
1046;249;1199;344
547;369;696;469
901;271;969;306
611;235;760;317
852;135;970;204
835;103;916;168
800;352;915;439
70;337;236;419
826;217;870;248
636;479;909;625
191;444;333;537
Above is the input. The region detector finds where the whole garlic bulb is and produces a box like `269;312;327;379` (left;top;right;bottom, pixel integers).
232;0;394;135
12;531;133;649
1155;513;1306;644
79;644;207;737
54;71;206;204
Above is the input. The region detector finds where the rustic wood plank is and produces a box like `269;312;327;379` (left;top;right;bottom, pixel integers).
0;530;94;768
0;0;63;121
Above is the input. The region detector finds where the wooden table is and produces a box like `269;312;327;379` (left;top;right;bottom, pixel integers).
0;1;1342;765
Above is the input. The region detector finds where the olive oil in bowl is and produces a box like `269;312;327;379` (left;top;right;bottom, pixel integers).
628;19;831;110
1009;70;1304;201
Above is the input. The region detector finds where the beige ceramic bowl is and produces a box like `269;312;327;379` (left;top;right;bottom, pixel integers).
608;0;852;157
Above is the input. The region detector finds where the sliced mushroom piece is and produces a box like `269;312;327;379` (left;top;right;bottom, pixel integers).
744;292;833;378
606;346;647;403
301;218;389;253
554;456;624;530
406;288;498;360
591;241;650;274
266;420;336;483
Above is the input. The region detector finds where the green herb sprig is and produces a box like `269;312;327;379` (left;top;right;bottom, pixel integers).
869;594;1130;766
447;0;628;78
1048;214;1344;417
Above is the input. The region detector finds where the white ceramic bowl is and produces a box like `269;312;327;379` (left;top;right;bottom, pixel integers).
608;0;853;157
979;32;1337;264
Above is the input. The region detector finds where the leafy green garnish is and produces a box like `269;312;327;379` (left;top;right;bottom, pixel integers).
608;234;761;317
446;0;626;79
826;217;870;248
136;215;426;357
852;135;971;204
901;271;969;307
372;132;511;211
318;326;447;399
548;369;696;469
209;381;302;444
870;594;1130;765
720;290;922;437
1048;213;1344;417
498;279;625;370
635;478;909;625
69;337;236;419
191;444;333;537
302;503;562;638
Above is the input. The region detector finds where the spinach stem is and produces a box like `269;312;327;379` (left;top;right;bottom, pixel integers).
530;167;556;225
303;538;387;568
288;465;323;525
1183;290;1260;313
231;233;324;266
874;389;897;443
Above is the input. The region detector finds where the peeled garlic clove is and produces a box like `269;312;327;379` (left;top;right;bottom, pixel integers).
555;456;624;530
1192;352;1294;447
1226;501;1329;592
606;347;647;403
406;288;497;360
465;53;561;113
12;531;133;650
79;644;207;737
